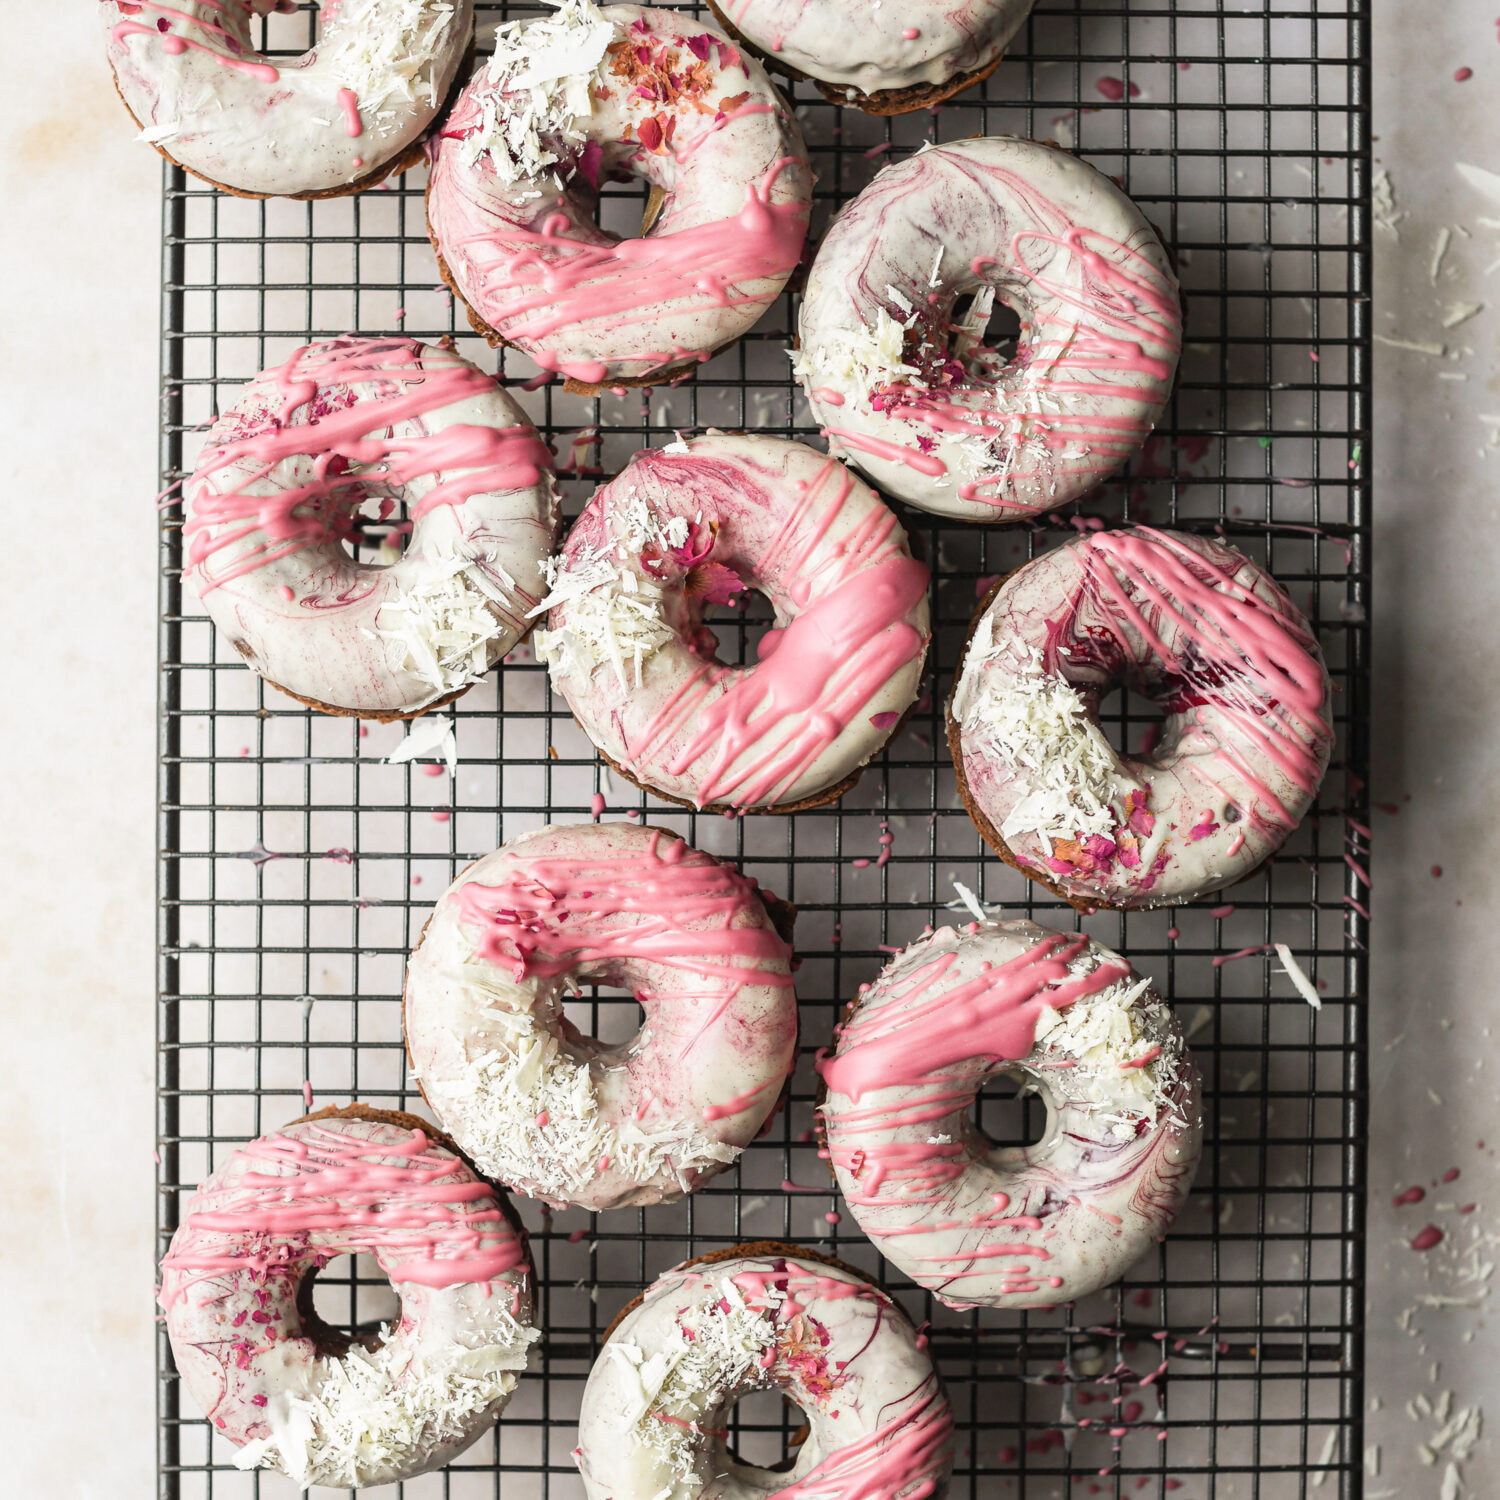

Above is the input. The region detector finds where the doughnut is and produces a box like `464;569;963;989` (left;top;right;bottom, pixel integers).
708;0;1024;113
819;922;1201;1309
184;336;558;721
534;434;931;813
158;1104;537;1489
101;1;473;199
576;1244;954;1498
948;528;1333;909
794;138;1183;522
426;1;812;392
403;822;798;1211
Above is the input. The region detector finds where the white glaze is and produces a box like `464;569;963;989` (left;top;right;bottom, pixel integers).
535;433;931;811
796;138;1182;521
159;1112;537;1489
576;1250;954;1499
819;922;1202;1311
950;528;1334;907
719;0;1027;101
184;337;558;718
402;822;798;1212
101;0;473;198
426;2;812;385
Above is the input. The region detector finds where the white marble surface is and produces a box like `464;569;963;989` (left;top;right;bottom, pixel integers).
4;1;1497;1494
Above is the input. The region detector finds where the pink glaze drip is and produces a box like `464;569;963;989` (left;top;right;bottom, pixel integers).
112;2;282;83
186;339;553;589
702;1078;778;1121
161;1120;526;1304
776;1389;954;1500
336;86;363;138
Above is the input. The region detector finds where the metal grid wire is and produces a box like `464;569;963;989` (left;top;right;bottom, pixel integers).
155;0;1371;1494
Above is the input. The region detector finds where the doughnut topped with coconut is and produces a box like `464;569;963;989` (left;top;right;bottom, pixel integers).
427;1;812;390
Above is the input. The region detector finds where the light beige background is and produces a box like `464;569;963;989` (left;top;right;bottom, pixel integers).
2;2;1494;1493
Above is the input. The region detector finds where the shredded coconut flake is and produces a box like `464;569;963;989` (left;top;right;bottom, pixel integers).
792;304;920;402
1273;943;1322;1010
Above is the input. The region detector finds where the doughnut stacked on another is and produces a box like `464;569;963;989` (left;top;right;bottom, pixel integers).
159;1105;538;1489
949;528;1334;909
427;1;812;392
101;0;474;199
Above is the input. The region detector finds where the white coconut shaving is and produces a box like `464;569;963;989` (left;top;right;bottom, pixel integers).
609;1274;778;1479
461;0;616;182
951;622;1140;844
791;304;921;402
376;554;509;693
324;0;460;117
428;948;737;1200
232;1321;537;1489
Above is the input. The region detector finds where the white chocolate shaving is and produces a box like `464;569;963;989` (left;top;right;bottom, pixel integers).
324;0;460;118
376;554;507;693
790;304;919;401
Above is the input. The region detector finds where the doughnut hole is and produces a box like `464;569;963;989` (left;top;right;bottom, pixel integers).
721;1389;811;1472
703;585;779;669
562;984;647;1055
947;289;1024;378
297;1252;402;1358
971;1068;1045;1152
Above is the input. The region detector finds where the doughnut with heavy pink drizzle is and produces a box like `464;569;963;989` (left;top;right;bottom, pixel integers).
403;822;798;1211
577;1244;954;1499
158;1104;538;1489
426;1;812;390
819;922;1201;1309
795;138;1183;521
101;1;473;199
184;336;558;720
709;0;1026;112
535;434;931;812
948;528;1333;908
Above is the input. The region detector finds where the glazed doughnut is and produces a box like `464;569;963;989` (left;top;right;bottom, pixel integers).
158;1105;537;1489
576;1244;954;1499
403;822;798;1211
794;137;1183;521
535;434;931;812
709;0;1025;113
819;923;1201;1309
949;528;1333;909
184;336;558;721
426;1;812;391
101;1;473;199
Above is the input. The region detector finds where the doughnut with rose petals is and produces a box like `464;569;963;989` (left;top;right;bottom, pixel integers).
101;0;473;199
183;337;558;720
534;433;931;812
948;528;1333;909
158;1104;537;1489
795;137;1183;521
819;922;1202;1309
426;1;812;391
709;0;1028;113
577;1244;954;1499
403;822;798;1212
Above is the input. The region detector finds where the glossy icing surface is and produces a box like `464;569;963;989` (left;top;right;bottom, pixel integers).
819;922;1202;1310
577;1250;954;1498
102;0;473;197
184;336;558;717
159;1111;537;1488
426;2;811;385
403;822;798;1211
950;528;1333;907
796;138;1182;520
537;433;931;811
721;0;1027;98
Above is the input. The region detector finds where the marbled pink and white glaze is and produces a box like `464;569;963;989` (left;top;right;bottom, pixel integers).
101;0;473;198
184;337;558;718
159;1110;537;1489
426;2;811;386
950;528;1333;908
795;138;1182;521
577;1250;954;1499
820;922;1201;1310
536;434;931;811
403;823;798;1211
718;0;1027;102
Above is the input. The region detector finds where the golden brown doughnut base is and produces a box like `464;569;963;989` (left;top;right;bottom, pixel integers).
705;1;1004;115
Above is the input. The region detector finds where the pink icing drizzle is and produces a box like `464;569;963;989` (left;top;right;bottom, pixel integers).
112;1;282;83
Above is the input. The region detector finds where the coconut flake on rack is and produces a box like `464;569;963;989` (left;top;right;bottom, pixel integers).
952;622;1141;843
460;0;615;182
385;713;458;774
375;553;512;694
325;0;461;118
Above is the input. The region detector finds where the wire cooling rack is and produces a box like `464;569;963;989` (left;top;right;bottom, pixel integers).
155;0;1371;1494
